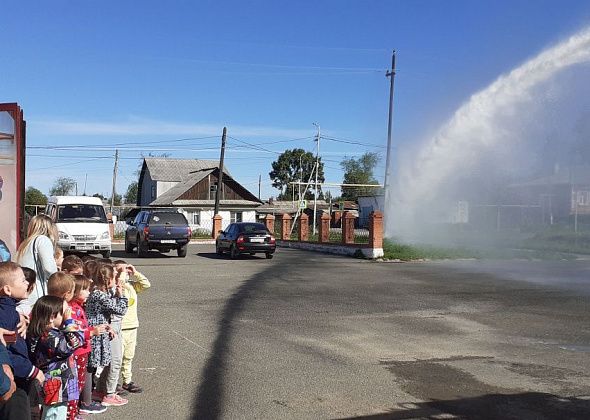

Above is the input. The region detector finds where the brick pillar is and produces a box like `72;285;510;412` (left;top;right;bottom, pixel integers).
342;211;356;244
298;213;309;241
278;213;291;240
212;214;222;239
332;210;342;228
264;214;275;235
319;212;330;243
369;211;383;249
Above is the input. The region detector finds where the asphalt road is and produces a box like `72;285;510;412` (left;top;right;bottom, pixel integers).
100;245;590;420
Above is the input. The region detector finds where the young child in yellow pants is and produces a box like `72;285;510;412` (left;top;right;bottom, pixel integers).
114;260;151;393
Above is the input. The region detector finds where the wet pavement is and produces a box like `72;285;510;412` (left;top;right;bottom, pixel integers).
99;245;590;419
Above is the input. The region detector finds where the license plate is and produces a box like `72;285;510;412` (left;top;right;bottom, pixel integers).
78;245;93;250
161;240;176;244
250;237;264;243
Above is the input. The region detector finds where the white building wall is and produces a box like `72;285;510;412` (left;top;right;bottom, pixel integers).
181;209;258;233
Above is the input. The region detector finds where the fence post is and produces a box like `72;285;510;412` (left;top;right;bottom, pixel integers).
278;213;291;240
107;213;114;239
319;212;330;243
298;213;309;241
369;211;383;249
342;211;356;244
265;214;275;235
212;214;222;239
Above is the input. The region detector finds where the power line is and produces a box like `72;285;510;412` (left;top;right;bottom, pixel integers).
322;135;386;149
26;135;220;150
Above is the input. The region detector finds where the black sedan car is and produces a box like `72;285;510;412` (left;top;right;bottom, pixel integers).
216;222;276;259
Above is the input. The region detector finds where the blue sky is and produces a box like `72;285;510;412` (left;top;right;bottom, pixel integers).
3;0;590;200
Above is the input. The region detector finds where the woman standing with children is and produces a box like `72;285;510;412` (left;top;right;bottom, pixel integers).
16;215;59;314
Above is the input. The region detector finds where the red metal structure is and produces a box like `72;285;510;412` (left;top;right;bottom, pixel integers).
0;103;26;255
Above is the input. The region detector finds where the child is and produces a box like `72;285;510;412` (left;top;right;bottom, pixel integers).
0;262;45;388
22;267;37;296
27;296;83;420
85;264;128;407
82;260;98;283
54;248;64;272
47;273;75;303
69;275;107;416
61;256;83;276
114;260;150;393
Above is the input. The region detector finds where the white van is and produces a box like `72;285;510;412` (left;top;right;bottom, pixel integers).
45;196;112;258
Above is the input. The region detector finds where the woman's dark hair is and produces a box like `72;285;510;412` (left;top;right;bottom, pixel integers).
27;295;64;338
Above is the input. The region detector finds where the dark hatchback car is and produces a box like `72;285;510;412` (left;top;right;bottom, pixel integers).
216;222;276;259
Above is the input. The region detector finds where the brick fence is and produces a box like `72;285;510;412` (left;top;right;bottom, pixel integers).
267;211;384;259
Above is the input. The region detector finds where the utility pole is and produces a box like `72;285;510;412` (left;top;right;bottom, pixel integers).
214;127;227;215
83;173;88;196
258;174;261;200
110;149;119;214
384;50;397;192
312;122;320;235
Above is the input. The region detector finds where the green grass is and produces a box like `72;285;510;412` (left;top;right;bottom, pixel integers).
382;239;481;261
521;229;590;255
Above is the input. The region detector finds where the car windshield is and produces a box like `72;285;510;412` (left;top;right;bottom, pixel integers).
149;212;188;225
57;204;108;223
239;223;268;233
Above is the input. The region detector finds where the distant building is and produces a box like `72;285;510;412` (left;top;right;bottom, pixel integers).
357;195;384;227
507;165;590;222
137;158;261;232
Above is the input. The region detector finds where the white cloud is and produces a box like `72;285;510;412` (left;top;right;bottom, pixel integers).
30;117;311;139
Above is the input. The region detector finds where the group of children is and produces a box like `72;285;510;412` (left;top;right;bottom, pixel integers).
0;252;150;420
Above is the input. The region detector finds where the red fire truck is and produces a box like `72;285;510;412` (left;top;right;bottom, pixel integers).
0;103;26;257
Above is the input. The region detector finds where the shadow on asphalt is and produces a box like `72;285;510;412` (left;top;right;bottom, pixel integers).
197;252;265;260
110;250;177;259
191;250;291;419
339;392;590;420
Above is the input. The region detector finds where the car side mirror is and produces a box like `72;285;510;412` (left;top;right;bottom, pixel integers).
127;220;135;226
218;230;224;234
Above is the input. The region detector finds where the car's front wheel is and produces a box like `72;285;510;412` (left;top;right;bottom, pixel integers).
215;243;223;255
101;250;111;259
124;235;133;253
265;252;274;259
136;236;146;258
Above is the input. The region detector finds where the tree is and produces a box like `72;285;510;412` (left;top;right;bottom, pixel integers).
92;193;106;201
25;187;48;215
49;177;77;196
269;149;325;200
124;181;138;205
340;152;381;201
109;193;122;206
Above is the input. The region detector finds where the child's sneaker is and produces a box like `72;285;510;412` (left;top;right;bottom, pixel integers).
102;393;128;407
122;382;143;393
79;401;108;414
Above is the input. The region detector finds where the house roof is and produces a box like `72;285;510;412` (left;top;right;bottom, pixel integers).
509;166;590;188
168;199;261;207
143;157;230;182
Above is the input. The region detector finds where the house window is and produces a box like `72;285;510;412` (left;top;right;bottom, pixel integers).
193;211;201;225
210;185;217;200
151;184;156;199
230;211;242;223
